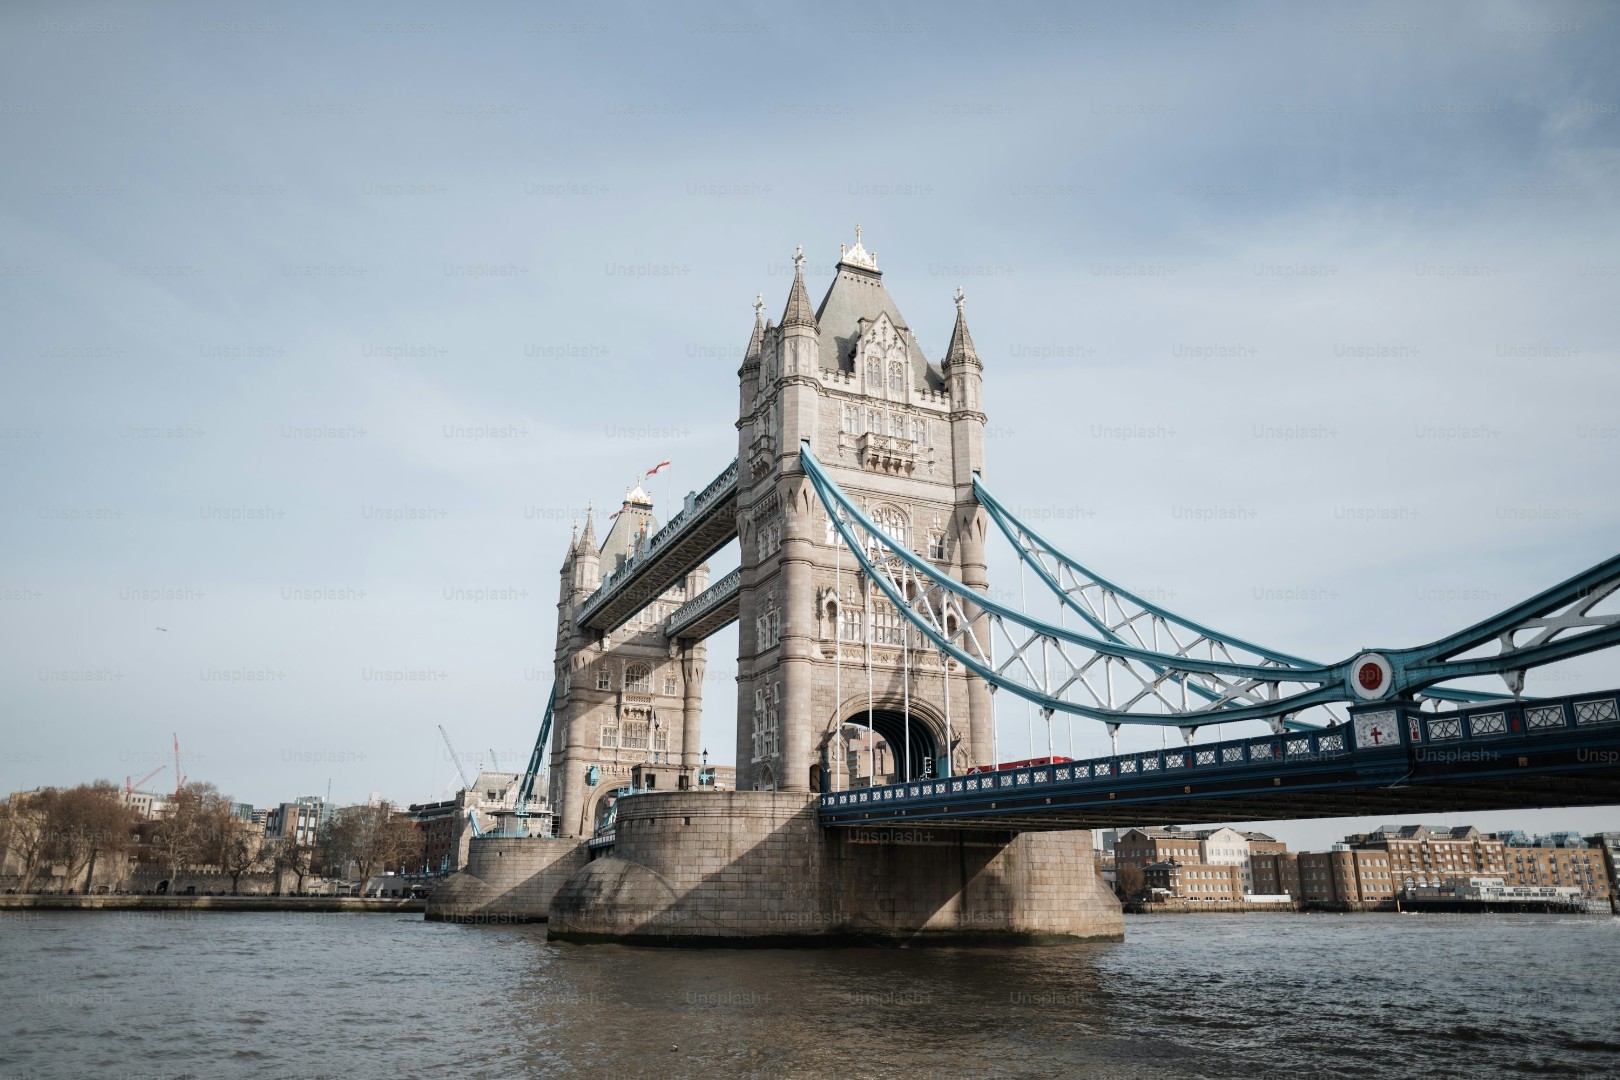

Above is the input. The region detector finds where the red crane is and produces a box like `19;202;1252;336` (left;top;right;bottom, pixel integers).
173;733;186;794
125;765;164;795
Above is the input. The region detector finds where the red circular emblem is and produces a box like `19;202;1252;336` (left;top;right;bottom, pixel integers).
1357;662;1384;691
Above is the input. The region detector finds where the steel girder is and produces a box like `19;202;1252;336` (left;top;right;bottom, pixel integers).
513;687;554;817
971;478;1496;722
800;443;1620;735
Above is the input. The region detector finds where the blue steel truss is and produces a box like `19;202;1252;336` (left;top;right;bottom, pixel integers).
800;442;1620;738
972;478;1494;714
513;687;554;819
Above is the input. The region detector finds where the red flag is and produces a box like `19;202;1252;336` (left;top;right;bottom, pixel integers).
608;510;620;519
647;460;671;476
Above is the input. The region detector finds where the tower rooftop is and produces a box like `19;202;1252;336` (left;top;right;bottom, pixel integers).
812;227;944;392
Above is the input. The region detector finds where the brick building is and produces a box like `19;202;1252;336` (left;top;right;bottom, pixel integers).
1251;851;1301;897
1115;826;1204;870
1142;859;1242;901
1346;824;1508;889
1499;832;1610;899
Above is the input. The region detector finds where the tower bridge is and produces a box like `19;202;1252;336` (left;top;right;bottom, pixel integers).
428;229;1620;945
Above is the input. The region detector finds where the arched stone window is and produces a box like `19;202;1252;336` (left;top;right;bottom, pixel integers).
866;358;882;385
888;361;904;392
624;663;651;694
867;504;907;551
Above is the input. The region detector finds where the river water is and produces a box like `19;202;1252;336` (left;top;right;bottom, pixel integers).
1;911;1616;1079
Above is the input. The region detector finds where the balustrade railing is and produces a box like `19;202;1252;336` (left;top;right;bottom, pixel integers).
818;692;1620;811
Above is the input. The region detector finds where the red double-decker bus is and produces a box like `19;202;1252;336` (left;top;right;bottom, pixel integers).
965;755;1074;773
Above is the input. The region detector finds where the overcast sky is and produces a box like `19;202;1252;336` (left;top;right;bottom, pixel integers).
2;0;1616;850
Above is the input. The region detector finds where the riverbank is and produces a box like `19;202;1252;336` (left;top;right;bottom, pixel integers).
1124;899;1614;915
0;894;423;914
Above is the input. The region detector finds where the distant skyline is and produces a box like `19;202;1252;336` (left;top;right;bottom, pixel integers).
2;0;1617;851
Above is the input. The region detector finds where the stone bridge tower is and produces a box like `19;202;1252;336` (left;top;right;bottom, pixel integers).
735;229;994;792
549;487;708;838
431;231;1121;946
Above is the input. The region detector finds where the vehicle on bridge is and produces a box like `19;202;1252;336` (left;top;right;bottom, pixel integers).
966;756;1075;773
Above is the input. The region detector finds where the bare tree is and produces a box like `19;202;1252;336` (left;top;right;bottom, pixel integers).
323;802;421;895
147;782;230;888
48;782;141;894
219;818;268;894
269;836;320;895
1115;864;1146;901
0;790;57;893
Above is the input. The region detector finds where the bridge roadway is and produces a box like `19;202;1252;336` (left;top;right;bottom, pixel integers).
579;459;739;634
818;690;1620;830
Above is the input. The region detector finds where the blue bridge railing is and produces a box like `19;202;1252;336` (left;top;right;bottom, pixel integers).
818;691;1620;816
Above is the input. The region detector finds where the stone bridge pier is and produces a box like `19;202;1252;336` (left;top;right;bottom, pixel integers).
546;791;1121;945
426;795;1122;943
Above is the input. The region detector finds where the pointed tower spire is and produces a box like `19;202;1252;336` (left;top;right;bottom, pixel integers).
744;293;765;363
780;245;817;330
578;503;597;551
944;286;979;368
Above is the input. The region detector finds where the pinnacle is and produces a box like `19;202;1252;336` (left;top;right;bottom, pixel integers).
944;287;979;368
780;245;817;330
744;294;765;363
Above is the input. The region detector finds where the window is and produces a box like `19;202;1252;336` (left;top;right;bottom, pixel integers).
623;721;649;750
840;606;863;642
868;505;907;551
756;608;781;651
889;413;905;438
871;601;905;646
912;418;927;445
597;667;613;691
663;673;679;696
751;684;780;763
625;664;651;694
599;723;618;749
866;359;882;386
652;719;668;752
757;522;781;560
824;514;846;547
866;408;881;434
841;404;859;434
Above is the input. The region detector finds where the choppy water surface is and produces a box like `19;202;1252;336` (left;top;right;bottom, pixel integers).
2;910;1617;1078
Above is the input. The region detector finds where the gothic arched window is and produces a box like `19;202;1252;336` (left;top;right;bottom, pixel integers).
625;663;651;694
868;505;907;552
888;361;904;392
866;358;882;385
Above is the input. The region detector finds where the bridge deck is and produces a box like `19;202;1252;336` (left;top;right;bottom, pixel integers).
664;568;740;640
579;459;739;633
819;691;1620;830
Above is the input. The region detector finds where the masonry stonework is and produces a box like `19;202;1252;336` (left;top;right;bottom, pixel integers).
438;232;1124;943
547;791;1123;945
426;837;587;922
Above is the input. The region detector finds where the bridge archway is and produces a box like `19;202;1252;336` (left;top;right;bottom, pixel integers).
840;705;943;785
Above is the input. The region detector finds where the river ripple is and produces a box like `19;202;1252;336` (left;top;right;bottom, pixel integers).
1;911;1617;1078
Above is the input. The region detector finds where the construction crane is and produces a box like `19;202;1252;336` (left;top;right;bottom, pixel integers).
125;765;164;795
438;725;486;838
438;725;475;791
172;733;186;794
512;688;555;834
